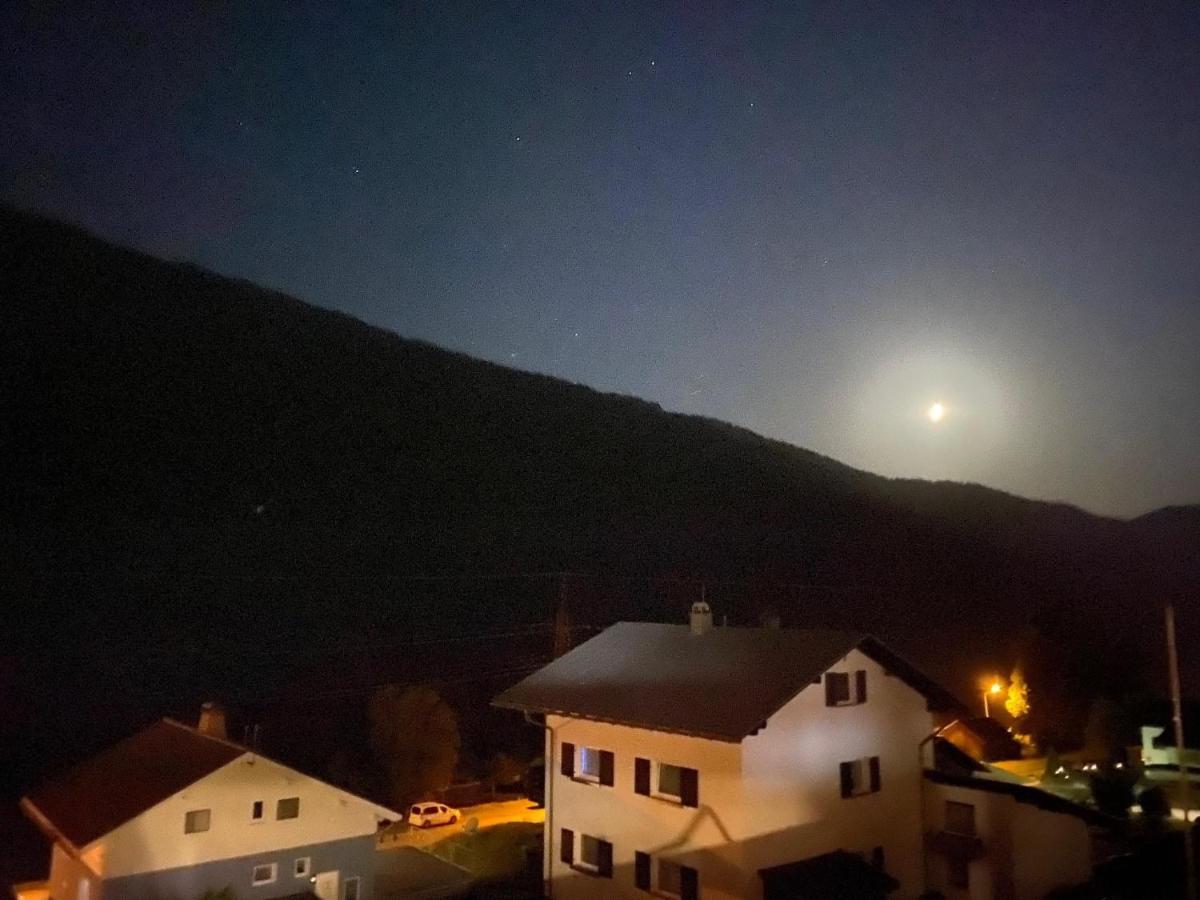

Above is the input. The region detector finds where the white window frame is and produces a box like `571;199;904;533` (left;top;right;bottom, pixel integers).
344;875;361;900
251;862;277;886
294;857;311;878
826;670;866;706
578;833;603;873
653;762;684;801
655;858;683;898
576;746;602;782
183;808;211;834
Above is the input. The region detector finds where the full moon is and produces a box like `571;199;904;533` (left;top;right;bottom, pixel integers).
927;401;946;424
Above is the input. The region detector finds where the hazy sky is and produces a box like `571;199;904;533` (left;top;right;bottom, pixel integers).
3;2;1198;517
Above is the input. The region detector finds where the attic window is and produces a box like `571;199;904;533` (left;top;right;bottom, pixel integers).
825;670;867;706
184;808;211;834
276;797;300;820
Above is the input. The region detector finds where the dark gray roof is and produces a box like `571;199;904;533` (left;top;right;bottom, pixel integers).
494;622;962;742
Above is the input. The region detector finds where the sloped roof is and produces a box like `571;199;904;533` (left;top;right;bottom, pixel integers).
493;622;962;742
23;719;244;848
924;768;1118;827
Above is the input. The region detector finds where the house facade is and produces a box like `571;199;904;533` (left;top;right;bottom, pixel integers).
21;717;397;900
494;606;965;900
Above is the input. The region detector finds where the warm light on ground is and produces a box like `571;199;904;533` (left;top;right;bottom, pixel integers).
927;401;945;423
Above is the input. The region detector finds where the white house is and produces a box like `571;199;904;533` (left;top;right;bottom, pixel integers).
20;715;399;900
921;740;1106;899
494;605;1107;900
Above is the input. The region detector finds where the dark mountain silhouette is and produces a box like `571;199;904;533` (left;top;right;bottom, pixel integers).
2;207;1195;796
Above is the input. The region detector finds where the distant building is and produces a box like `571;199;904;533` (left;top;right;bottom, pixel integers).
938;717;1023;763
494;605;1110;899
19;717;398;900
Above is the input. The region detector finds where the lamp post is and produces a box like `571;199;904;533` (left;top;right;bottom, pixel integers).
983;681;1003;718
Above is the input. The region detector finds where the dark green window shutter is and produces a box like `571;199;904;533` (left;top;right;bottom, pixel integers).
635;852;651;890
561;828;574;865
598;840;614;878
680;767;699;808
561;742;575;777
855;670;867;703
599;750;615;786
839;761;853;798
681;865;699;900
635;757;650;795
869;756;881;792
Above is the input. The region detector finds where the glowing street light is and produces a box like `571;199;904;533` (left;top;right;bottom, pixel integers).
983;681;1003;718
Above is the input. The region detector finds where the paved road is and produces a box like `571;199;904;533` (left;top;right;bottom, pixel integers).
377;798;544;850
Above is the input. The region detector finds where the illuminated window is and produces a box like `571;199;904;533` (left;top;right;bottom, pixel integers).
276;797;300;820
579;747;601;780
184;808;210;834
251;863;277;886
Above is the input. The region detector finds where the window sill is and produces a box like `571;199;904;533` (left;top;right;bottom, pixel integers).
570;864;609;879
571;775;603;786
649;791;683;805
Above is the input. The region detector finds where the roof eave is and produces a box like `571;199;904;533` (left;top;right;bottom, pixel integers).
19;796;86;857
491;699;745;744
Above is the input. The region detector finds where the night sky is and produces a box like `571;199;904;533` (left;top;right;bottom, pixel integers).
3;2;1198;517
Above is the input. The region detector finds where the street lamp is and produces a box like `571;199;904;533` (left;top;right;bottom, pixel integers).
983;681;1003;718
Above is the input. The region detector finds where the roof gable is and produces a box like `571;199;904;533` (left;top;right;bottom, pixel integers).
494;622;961;741
24;719;243;847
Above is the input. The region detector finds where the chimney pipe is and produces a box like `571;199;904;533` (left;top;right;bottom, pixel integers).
197;701;228;740
690;601;713;636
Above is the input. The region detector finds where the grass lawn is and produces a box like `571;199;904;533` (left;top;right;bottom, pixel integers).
428;822;542;881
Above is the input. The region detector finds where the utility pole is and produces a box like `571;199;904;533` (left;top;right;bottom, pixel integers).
552;574;572;658
1167;602;1196;900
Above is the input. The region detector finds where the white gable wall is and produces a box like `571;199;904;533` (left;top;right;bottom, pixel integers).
81;752;391;879
740;647;935;895
544;647;937;900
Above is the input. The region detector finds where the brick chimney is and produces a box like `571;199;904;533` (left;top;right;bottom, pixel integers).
197;701;228;740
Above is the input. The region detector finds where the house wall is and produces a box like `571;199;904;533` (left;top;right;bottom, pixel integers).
739;647;934;897
48;842;101;900
544;648;936;900
80;752;390;879
101;833;377;900
922;780;1093;900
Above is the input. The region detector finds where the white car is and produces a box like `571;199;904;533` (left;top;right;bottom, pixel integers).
407;802;459;828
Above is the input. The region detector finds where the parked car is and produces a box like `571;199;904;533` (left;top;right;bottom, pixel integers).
408;802;460;828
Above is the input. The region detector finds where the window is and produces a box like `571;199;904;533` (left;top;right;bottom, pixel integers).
344;876;361;900
657;763;683;799
825;670;867;706
635;758;698;807
294;857;311;878
276;797;300;820
251;863;277;886
839;756;881;797
560;742;615;786
560;828;613;877
635;852;698;900
945;800;976;836
948;856;970;890
183;808;211;834
251;800;264;821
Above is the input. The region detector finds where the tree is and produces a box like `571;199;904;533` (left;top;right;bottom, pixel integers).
1005;668;1030;720
368;685;461;810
